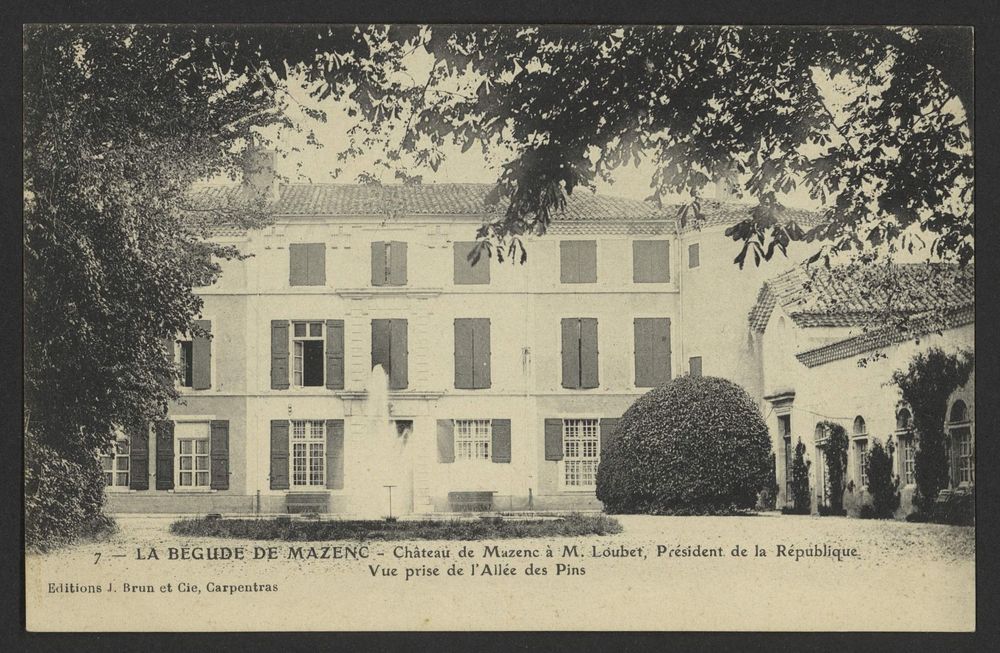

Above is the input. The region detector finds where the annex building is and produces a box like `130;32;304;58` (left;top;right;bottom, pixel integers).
103;160;975;517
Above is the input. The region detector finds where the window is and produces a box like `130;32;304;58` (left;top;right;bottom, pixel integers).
948;400;973;486
688;356;702;377
454;241;490;285
632;240;670;283
101;439;130;488
560;240;597;283
291;420;326;488
293;321;325;387
371;319;408;389
688;243;700;268
561;318;599;389
289;243;326;286
634;318;671;387
455;419;492;461
901;436;916;486
371;241;408;286
853;416;869;488
179;340;194;387
563;419;600;488
454;318;491;389
779;414;792;500
176;422;210;488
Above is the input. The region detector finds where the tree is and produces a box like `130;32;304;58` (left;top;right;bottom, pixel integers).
890;348;974;513
789;439;812;514
818;421;848;515
864;437;901;519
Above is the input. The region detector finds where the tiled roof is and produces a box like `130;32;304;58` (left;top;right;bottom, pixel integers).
748;262;975;332
796;305;975;368
187;183;823;234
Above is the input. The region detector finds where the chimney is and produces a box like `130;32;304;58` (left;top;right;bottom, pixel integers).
241;147;279;201
712;165;740;202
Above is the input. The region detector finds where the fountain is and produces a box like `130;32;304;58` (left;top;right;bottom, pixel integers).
351;364;413;518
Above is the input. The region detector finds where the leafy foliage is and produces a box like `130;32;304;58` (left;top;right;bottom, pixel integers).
596;376;772;515
863;438;901;519
890;348;974;512
819;421;849;515
789;439;813;515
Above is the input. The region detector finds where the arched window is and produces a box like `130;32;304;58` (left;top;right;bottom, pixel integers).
949;400;968;424
814;423;828;444
896;408;916;486
852;416;869;488
948;400;973;486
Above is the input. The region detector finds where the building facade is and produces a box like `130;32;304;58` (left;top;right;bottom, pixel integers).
102;176;974;517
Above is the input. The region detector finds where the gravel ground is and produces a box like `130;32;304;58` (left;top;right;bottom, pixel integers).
26;513;974;631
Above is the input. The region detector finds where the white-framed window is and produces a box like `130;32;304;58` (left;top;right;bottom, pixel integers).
563;419;600;488
176;421;211;488
948;400;973;487
901;436;916;486
853;416;869;488
101;439;130;488
292;321;325;387
455;419;491;461
291;420;326;488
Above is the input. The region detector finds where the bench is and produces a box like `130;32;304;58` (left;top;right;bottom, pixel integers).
448;491;495;512
286;492;330;514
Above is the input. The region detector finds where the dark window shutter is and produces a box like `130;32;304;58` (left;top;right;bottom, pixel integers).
371;241;386;286
269;420;290;490
389;241;408;285
544;418;564;461
635;318;671;387
437;419;455;463
689;356;703;377
492;419;512;463
600;418;620;454
289;244;308;286
210;420;229;490
580;318;599;389
307;243;326;285
633;240;670;283
271;320;290;389
473;318;491;389
192;319;212;390
561;318;581;389
326;419;345;489
454;319;474;389
129;424;149;490
454;241;490;285
560;241;577;283
155;421;174;490
372;319;391;379
688;243;700;268
326;319;345;390
389;319;408;389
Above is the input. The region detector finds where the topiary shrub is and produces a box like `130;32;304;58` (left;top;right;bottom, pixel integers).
755;452;780;511
862;437;900;519
25;429;115;552
596;376;772;515
819;421;848;515
788;439;813;514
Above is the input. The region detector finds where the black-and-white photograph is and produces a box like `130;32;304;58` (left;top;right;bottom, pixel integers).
23;22;975;631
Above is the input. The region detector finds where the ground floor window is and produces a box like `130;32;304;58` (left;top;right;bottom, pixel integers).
455;419;491;461
900;435;916;486
855;439;869;489
952;427;974;485
101;439;130;488
176;421;210;488
563;419;599;488
292;420;326;487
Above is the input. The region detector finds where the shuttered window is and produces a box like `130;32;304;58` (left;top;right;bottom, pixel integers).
634;318;672;387
290;243;326;286
454;318;491;389
633;240;670;282
454;241;490;285
560;241;597;283
371;241;408;286
561;318;599;389
372;319;408;389
175;320;212;389
175;421;210;488
689;356;703;377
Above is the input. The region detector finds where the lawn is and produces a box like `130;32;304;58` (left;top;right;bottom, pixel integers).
169;513;623;541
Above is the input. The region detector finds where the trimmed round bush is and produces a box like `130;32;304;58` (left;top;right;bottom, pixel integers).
596;376;772;515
